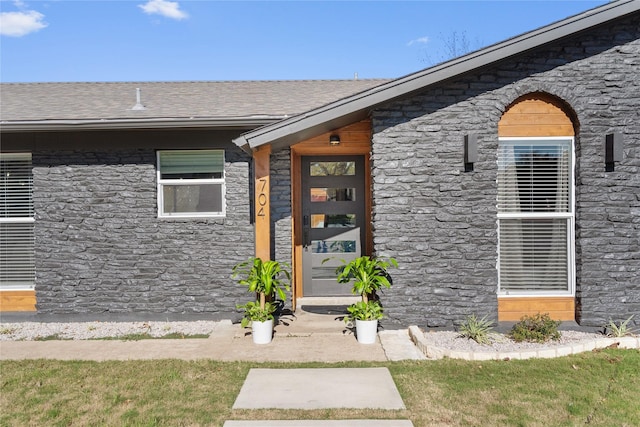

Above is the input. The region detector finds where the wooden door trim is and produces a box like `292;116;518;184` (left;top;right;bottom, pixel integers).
290;120;372;303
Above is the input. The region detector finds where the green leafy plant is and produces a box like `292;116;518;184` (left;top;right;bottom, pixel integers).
345;300;384;322
232;257;290;315
335;256;397;303
510;313;561;343
237;301;277;328
458;314;494;344
606;315;635;337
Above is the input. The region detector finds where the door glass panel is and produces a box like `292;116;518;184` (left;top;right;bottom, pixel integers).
311;240;357;253
312;266;341;280
310;162;355;176
311;214;356;228
311;188;355;202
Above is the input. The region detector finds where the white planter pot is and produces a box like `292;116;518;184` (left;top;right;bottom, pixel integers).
251;319;274;344
355;319;378;344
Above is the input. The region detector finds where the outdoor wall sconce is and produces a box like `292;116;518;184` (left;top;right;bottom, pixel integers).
464;134;477;172
605;133;623;172
329;135;341;146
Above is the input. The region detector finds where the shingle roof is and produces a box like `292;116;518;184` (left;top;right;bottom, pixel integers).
0;80;389;129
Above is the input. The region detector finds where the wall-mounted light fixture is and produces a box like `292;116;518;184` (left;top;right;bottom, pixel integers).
605;133;623;172
329;135;341;146
464;134;477;172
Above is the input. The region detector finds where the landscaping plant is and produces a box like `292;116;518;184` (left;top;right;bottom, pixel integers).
336;255;397;303
237;301;277;328
346;300;384;322
606;315;635;337
510;313;561;343
458;314;494;344
232;257;290;321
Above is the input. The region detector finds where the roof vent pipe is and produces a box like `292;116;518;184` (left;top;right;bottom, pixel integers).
131;88;146;110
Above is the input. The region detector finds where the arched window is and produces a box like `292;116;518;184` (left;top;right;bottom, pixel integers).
497;93;575;301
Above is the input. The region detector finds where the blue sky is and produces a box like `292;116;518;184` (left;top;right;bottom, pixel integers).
0;0;608;83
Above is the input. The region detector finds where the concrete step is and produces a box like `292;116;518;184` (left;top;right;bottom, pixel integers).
233;368;405;410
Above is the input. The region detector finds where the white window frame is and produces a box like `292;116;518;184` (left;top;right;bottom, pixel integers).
156;150;226;219
497;137;575;297
0;152;35;290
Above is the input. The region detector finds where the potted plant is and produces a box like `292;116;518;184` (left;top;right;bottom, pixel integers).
232;257;290;344
336;256;397;344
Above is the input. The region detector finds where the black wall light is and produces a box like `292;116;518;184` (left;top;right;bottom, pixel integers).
605;133;623;172
464;134;477;172
329;135;341;146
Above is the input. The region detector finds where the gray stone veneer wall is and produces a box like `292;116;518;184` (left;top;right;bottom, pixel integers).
372;15;639;328
270;148;293;276
30;142;254;320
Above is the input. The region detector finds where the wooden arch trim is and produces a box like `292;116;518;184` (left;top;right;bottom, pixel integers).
498;92;576;137
497;92;577;322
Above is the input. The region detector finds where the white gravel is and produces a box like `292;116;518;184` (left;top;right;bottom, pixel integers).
423;330;606;353
0;320;222;341
1;320;608;353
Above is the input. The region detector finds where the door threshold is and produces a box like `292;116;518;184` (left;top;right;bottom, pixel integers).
297;296;360;306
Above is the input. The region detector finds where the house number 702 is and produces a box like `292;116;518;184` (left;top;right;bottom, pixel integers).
257;177;268;217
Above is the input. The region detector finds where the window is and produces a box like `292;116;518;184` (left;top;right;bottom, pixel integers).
0;153;35;290
497;138;574;295
157;150;225;218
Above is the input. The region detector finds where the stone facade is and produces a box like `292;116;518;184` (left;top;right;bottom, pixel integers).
271;148;293;269
12;130;255;320
2;13;637;327
371;14;639;327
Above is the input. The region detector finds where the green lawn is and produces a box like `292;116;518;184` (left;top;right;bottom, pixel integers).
1;349;638;426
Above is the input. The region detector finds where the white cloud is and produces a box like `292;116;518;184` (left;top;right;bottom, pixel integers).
0;10;47;37
407;36;430;47
139;0;188;20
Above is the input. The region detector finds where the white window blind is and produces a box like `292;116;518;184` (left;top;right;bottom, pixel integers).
157;150;225;218
497;139;573;294
0;153;35;290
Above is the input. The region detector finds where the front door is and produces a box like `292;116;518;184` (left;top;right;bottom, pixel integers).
301;156;366;296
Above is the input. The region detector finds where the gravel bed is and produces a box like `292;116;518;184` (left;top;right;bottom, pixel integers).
0;321;221;341
0;321;610;352
423;330;606;353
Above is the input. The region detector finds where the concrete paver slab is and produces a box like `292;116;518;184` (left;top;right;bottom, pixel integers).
232;367;405;410
378;330;426;361
224;421;414;427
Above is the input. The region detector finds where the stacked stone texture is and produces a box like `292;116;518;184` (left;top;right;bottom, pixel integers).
371;15;639;327
13;15;639;326
270;149;293;273
32;145;254;320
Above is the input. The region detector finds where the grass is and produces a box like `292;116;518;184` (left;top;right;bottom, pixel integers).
1;349;638;426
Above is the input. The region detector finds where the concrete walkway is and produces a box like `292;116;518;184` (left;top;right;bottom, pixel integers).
233;367;405;410
0;310;425;362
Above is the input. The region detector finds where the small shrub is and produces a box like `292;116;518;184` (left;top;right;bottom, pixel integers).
510;313;561;343
606;315;635;337
458;314;494;344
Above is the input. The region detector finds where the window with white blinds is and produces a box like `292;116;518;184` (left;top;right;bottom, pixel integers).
0;153;35;290
497;138;574;294
157;150;225;218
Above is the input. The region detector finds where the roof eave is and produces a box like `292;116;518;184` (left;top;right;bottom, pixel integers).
234;0;639;151
0;116;285;133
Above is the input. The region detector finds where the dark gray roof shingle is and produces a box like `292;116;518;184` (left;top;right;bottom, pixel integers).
0;80;389;123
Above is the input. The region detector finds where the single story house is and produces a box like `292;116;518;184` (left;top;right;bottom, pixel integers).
1;0;638;328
